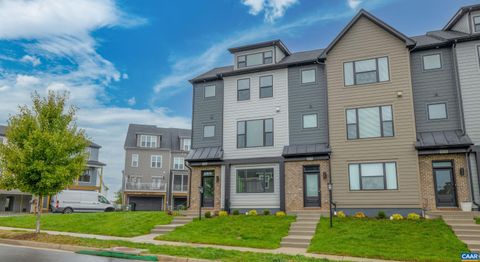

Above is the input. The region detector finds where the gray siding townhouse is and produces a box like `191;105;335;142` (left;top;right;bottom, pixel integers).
186;4;480;216
0;124;106;213
123;124;191;211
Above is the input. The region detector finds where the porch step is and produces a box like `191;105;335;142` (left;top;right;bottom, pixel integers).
280;241;310;249
288;230;315;236
282;235;313;241
465;241;480;250
457;234;480;241
280;212;320;250
451;224;480;231
151;216;194;235
443;218;475;224
296;218;321;222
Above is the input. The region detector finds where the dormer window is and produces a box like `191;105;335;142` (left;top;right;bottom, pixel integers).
140;135;157;148
182;138;191;151
474;16;480;32
237;51;273;69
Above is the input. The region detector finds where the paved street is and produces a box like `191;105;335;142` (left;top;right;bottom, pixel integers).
0;243;143;262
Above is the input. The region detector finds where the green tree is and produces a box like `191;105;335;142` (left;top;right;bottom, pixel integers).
114;190;123;205
0;91;88;233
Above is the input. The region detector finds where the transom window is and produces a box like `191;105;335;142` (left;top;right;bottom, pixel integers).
131;154;138;167
236;168;274;193
259;75;273;98
346;105;393;140
301;69;316;84
204;85;216;98
203;125;215;138
303;114;318;128
237;119;273;148
349;162;397;190
423;54;441;70
474;16;480;32
344;57;389;86
428;103;447;120
237;51;273;68
173;157;185;170
237;78;250;101
140;135;157;148
173;174;189;192
151;155;162;168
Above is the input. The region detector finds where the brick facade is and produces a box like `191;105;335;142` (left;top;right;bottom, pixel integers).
189;165;222;211
284;159;330;212
419;153;470;210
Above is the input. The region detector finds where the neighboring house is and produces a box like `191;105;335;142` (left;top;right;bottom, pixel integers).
0;124;107;213
186;5;480;216
122;124;191;211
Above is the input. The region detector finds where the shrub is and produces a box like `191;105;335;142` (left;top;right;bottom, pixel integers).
232;209;240;216
263;209;271;216
214;210;220;216
167;210;173;216
407;213;421;220
177;205;186;211
353;212;366;218
247;209;257;216
390;213;403;220
204;211;212;218
275;211;286;217
377;211;387;219
172;211;182;216
219;211;228;217
336;211;346;218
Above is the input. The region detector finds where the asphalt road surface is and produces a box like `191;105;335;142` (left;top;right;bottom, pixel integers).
0;243;145;262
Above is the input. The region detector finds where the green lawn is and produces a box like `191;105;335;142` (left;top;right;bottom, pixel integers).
0;212;172;237
0;230;330;262
309;217;469;262
156;215;295;249
476;218;480;224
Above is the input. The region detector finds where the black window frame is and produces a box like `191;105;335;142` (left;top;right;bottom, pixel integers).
344;57;390;86
203;85;216;98
302;113;318;129
474;16;480;32
237;118;273;148
348;162;398;191
346;105;394;140
301;68;316;84
422;53;442;71
236;51;273;69
427;102;448;120
259;75;273;98
203;124;216;138
236;168;274;193
237;78;250;101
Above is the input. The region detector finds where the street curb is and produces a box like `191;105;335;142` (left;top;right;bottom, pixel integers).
0;238;213;262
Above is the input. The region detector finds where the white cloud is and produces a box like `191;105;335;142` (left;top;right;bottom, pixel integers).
242;0;298;23
15;75;41;87
20;55;41;67
347;0;362;9
122;73;129;80
127;97;136;106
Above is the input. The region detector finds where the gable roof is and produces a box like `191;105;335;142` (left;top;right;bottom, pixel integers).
443;4;480;31
228;39;291;55
322;9;415;57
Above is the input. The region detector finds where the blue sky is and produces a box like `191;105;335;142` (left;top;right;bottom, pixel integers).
0;0;477;198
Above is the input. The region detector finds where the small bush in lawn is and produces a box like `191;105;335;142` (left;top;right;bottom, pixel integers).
377;211;387;219
247;209;257;216
390;213;403;220
407;213;420;220
214;210;220;216
172;211;182;216
204;211;212;218
353;212;366;218
336;211;346;218
219;211;228;217
177;205;186;211
275;211;286;217
232;209;240;216
263;209;270;216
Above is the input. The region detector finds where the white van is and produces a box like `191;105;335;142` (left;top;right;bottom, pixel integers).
50;190;115;214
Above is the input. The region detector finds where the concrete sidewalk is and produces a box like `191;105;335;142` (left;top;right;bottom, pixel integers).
0;226;400;262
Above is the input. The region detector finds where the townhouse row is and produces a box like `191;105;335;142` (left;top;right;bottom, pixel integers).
185;4;480;216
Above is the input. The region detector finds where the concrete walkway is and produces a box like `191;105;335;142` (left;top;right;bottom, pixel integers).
0;225;400;262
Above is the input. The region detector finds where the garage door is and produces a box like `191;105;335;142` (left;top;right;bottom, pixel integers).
129;196;163;211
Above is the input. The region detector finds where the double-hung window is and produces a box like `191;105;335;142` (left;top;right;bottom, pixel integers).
346;105;393;139
237;119;273;148
173;157;185;170
236;168;274;193
182;138;191;151
474;16;480;32
344;57;389;86
131;154;139;167
237;78;250;101
349;162;397;190
151;155;162;168
259;75;273;98
423;54;441;70
140;135;157;148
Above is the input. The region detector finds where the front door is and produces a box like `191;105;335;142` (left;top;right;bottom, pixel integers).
201;171;215;208
304;166;321;207
433;161;457;207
